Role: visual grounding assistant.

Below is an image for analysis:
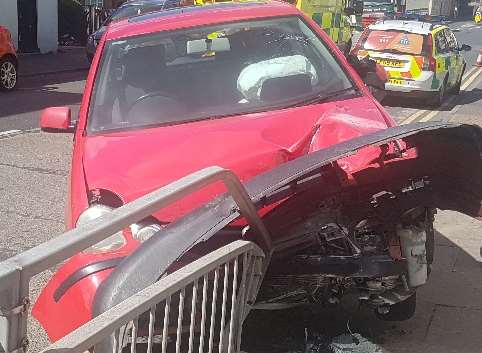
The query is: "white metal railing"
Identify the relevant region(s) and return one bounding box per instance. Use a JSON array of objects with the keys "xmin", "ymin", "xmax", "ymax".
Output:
[
  {"xmin": 0, "ymin": 166, "xmax": 270, "ymax": 353},
  {"xmin": 42, "ymin": 240, "xmax": 264, "ymax": 353}
]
